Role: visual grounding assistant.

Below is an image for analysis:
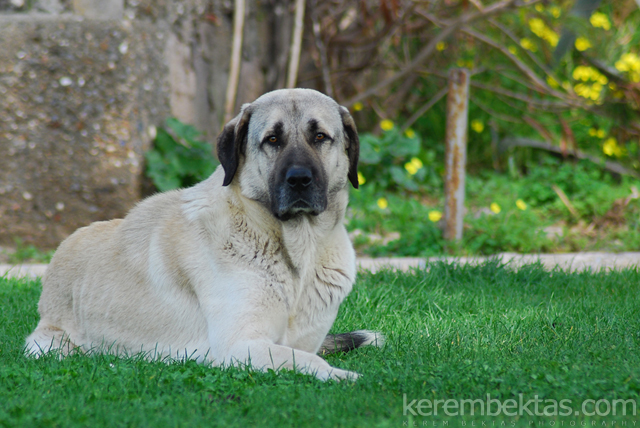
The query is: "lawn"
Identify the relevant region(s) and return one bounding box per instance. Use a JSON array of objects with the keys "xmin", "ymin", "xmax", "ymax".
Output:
[{"xmin": 2, "ymin": 261, "xmax": 640, "ymax": 427}]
